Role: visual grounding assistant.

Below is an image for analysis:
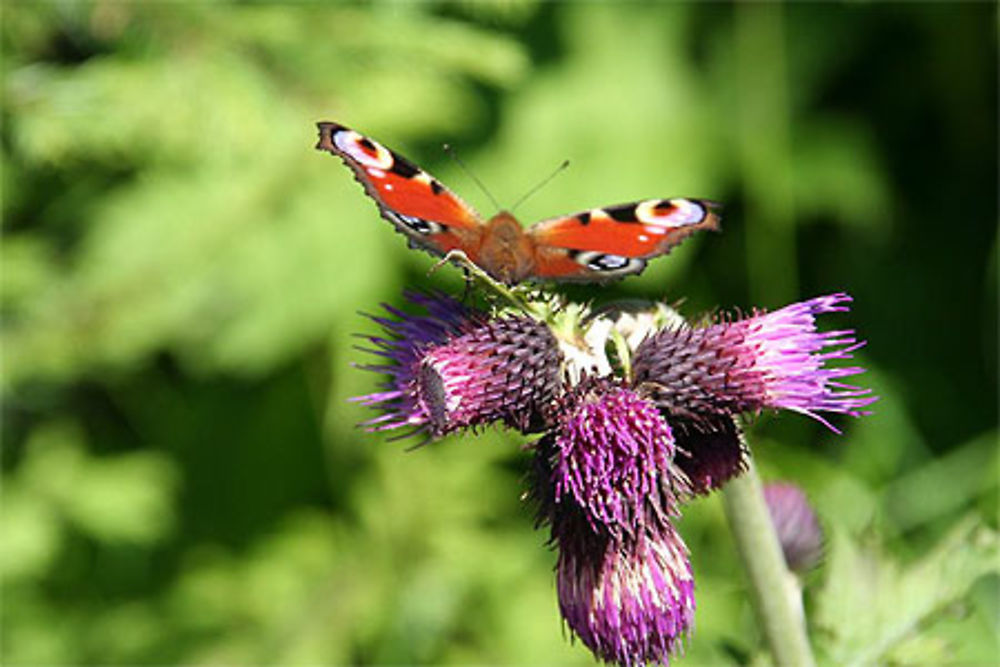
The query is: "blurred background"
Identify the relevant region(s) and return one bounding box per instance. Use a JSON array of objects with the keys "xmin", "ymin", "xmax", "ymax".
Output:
[{"xmin": 2, "ymin": 2, "xmax": 997, "ymax": 664}]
